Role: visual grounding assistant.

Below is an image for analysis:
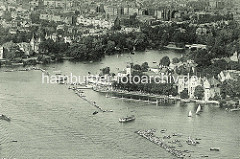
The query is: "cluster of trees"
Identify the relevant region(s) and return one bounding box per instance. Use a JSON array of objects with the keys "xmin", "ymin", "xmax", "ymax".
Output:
[
  {"xmin": 1, "ymin": 11, "xmax": 13, "ymax": 22},
  {"xmin": 66, "ymin": 37, "xmax": 104, "ymax": 61},
  {"xmin": 1, "ymin": 19, "xmax": 148, "ymax": 62},
  {"xmin": 64, "ymin": 31, "xmax": 148, "ymax": 61},
  {"xmin": 180, "ymin": 89, "xmax": 189, "ymax": 99},
  {"xmin": 196, "ymin": 59, "xmax": 240, "ymax": 78},
  {"xmin": 132, "ymin": 62, "xmax": 149, "ymax": 72},
  {"xmin": 194, "ymin": 85, "xmax": 205, "ymax": 100},
  {"xmin": 113, "ymin": 80, "xmax": 178, "ymax": 96},
  {"xmin": 141, "ymin": 22, "xmax": 197, "ymax": 49},
  {"xmin": 1, "ymin": 41, "xmax": 24, "ymax": 60},
  {"xmin": 220, "ymin": 78, "xmax": 240, "ymax": 99},
  {"xmin": 141, "ymin": 19, "xmax": 240, "ymax": 58},
  {"xmin": 101, "ymin": 67, "xmax": 110, "ymax": 75},
  {"xmin": 0, "ymin": 27, "xmax": 32, "ymax": 45},
  {"xmin": 202, "ymin": 28, "xmax": 240, "ymax": 58},
  {"xmin": 173, "ymin": 41, "xmax": 240, "ymax": 78},
  {"xmin": 196, "ymin": 13, "xmax": 233, "ymax": 24},
  {"xmin": 160, "ymin": 56, "xmax": 171, "ymax": 66},
  {"xmin": 112, "ymin": 62, "xmax": 177, "ymax": 96},
  {"xmin": 120, "ymin": 13, "xmax": 141, "ymax": 27},
  {"xmin": 39, "ymin": 39, "xmax": 69, "ymax": 56},
  {"xmin": 30, "ymin": 11, "xmax": 40, "ymax": 24}
]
